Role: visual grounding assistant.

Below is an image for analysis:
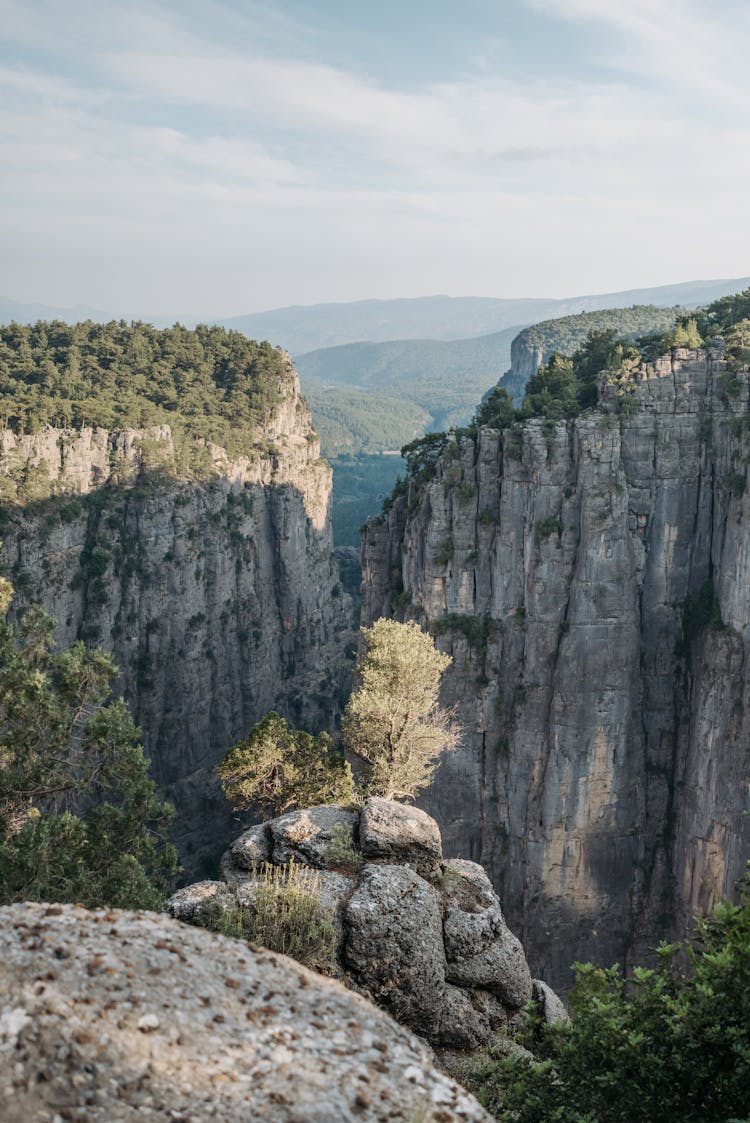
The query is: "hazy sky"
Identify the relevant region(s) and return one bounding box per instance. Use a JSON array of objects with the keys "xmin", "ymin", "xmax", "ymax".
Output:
[{"xmin": 2, "ymin": 0, "xmax": 749, "ymax": 317}]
